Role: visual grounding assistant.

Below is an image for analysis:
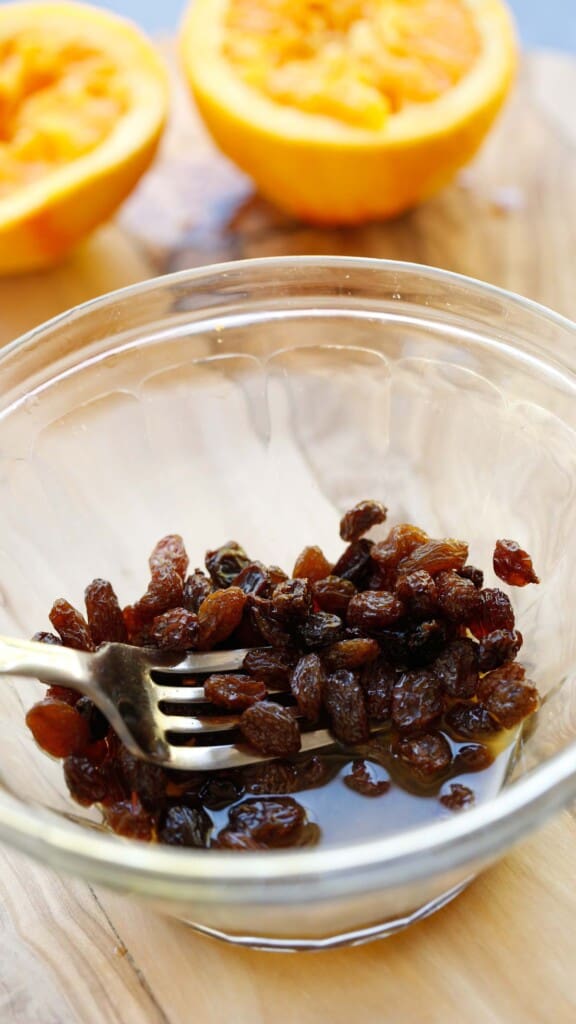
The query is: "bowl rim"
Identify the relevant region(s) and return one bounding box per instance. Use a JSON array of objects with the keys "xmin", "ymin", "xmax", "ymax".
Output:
[{"xmin": 1, "ymin": 254, "xmax": 576, "ymax": 893}]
